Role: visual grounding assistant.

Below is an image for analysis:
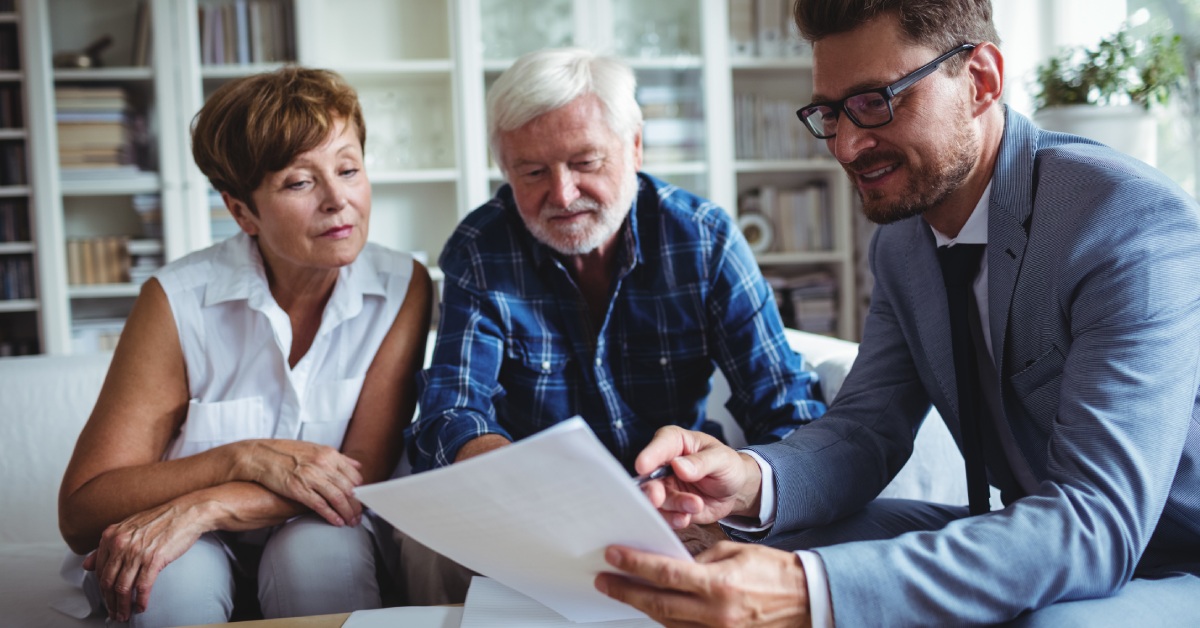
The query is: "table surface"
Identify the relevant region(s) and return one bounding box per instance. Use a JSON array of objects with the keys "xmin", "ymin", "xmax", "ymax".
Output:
[{"xmin": 187, "ymin": 612, "xmax": 349, "ymax": 627}]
